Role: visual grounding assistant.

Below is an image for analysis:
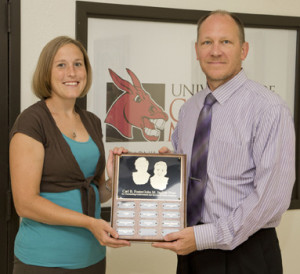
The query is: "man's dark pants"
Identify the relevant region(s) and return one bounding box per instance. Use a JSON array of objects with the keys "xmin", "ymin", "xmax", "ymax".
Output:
[{"xmin": 177, "ymin": 228, "xmax": 282, "ymax": 274}]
